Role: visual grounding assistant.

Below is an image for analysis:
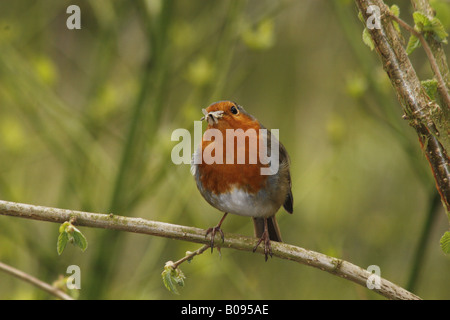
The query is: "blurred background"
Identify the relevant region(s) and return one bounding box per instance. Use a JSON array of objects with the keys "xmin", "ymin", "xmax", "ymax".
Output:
[{"xmin": 0, "ymin": 0, "xmax": 449, "ymax": 299}]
